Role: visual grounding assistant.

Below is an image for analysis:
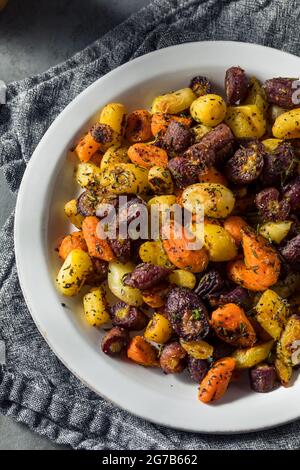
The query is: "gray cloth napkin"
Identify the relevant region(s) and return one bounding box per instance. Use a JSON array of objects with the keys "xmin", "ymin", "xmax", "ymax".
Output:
[{"xmin": 1, "ymin": 0, "xmax": 300, "ymax": 450}]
